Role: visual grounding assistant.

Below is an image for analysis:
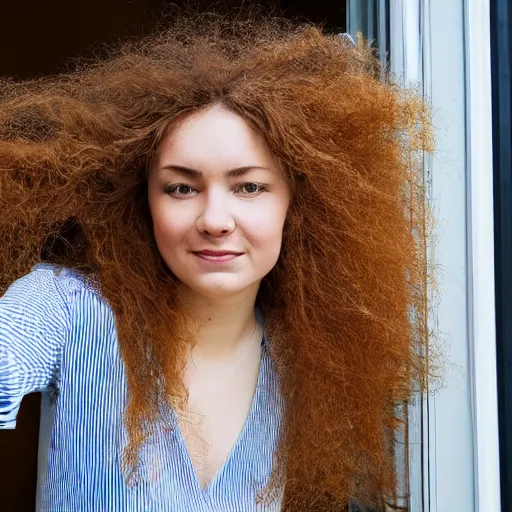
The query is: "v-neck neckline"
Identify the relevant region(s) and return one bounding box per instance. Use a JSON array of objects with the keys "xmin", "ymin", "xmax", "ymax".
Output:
[{"xmin": 173, "ymin": 336, "xmax": 267, "ymax": 499}]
